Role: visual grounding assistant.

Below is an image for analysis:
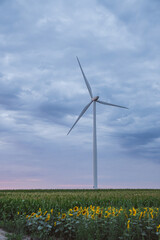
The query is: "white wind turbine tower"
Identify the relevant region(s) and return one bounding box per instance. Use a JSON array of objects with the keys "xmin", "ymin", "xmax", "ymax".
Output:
[{"xmin": 67, "ymin": 57, "xmax": 128, "ymax": 189}]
